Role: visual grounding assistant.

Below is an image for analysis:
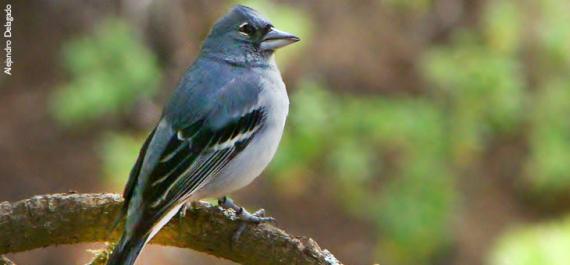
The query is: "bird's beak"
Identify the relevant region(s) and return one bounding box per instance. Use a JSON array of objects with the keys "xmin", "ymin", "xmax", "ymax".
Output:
[{"xmin": 260, "ymin": 28, "xmax": 300, "ymax": 51}]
